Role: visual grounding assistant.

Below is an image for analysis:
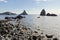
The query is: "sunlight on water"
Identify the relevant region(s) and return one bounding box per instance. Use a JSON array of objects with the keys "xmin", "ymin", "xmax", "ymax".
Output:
[
  {"xmin": 0, "ymin": 14, "xmax": 60, "ymax": 39},
  {"xmin": 20, "ymin": 14, "xmax": 60, "ymax": 39}
]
